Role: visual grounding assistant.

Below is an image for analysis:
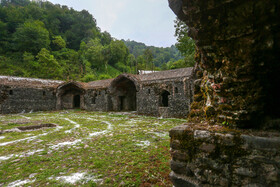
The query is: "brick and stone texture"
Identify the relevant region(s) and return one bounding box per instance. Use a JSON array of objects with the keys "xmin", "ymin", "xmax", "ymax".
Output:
[
  {"xmin": 0, "ymin": 86, "xmax": 57, "ymax": 114},
  {"xmin": 137, "ymin": 78, "xmax": 193, "ymax": 118},
  {"xmin": 169, "ymin": 124, "xmax": 280, "ymax": 186}
]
